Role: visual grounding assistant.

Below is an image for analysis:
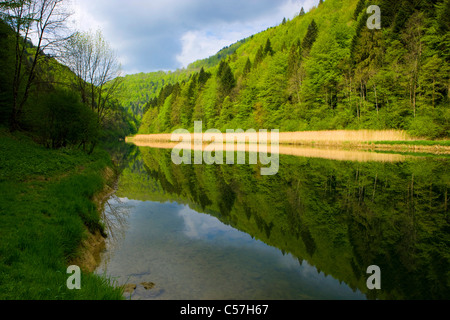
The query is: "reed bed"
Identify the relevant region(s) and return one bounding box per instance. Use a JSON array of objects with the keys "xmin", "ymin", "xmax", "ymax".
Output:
[
  {"xmin": 128, "ymin": 130, "xmax": 410, "ymax": 146},
  {"xmin": 129, "ymin": 141, "xmax": 409, "ymax": 163}
]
